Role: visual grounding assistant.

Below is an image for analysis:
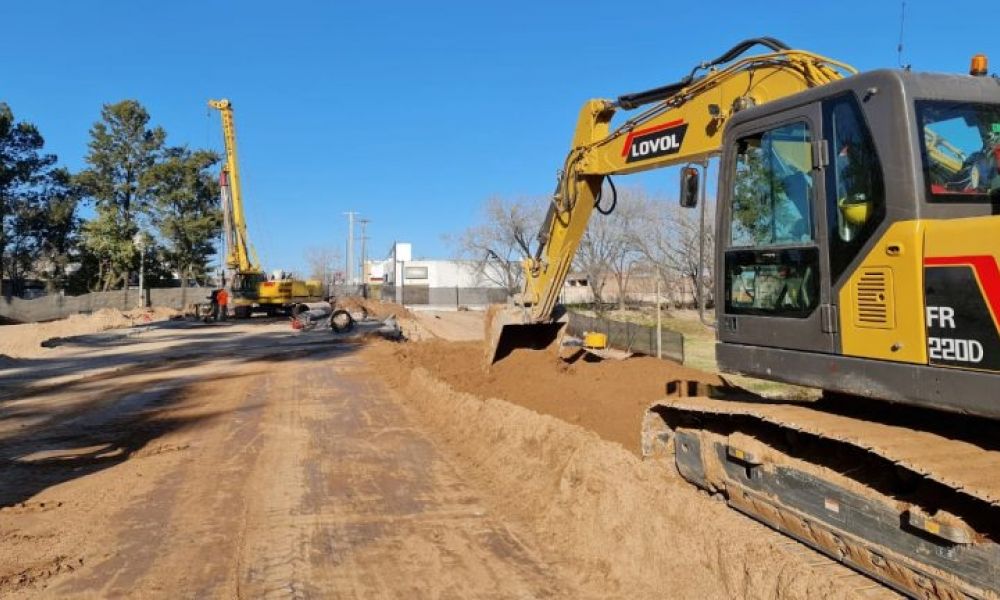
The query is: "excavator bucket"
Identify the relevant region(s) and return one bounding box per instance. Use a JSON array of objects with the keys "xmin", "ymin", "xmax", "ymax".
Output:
[{"xmin": 483, "ymin": 304, "xmax": 569, "ymax": 368}]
